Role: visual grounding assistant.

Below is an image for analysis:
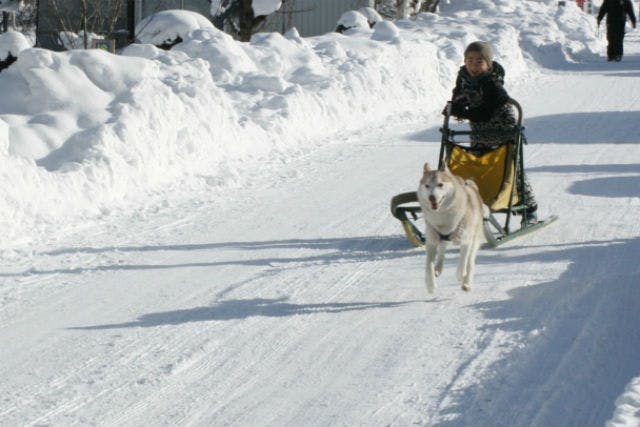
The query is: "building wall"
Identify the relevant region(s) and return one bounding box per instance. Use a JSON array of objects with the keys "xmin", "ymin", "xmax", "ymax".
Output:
[
  {"xmin": 263, "ymin": 0, "xmax": 374, "ymax": 37},
  {"xmin": 36, "ymin": 0, "xmax": 375, "ymax": 50}
]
